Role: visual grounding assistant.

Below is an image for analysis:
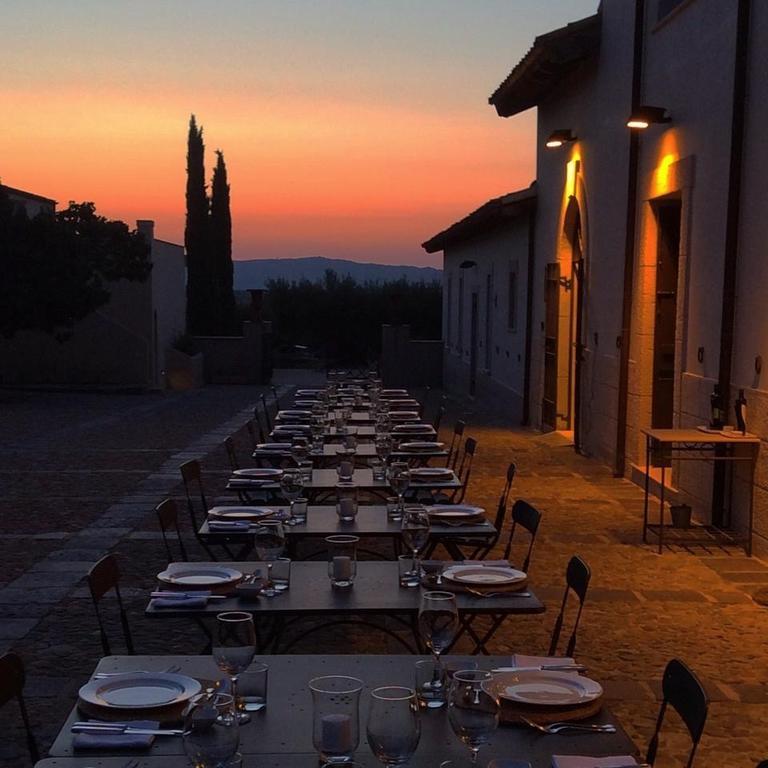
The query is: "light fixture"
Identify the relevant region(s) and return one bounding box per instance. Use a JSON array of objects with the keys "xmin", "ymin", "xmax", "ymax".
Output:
[
  {"xmin": 459, "ymin": 260, "xmax": 477, "ymax": 269},
  {"xmin": 626, "ymin": 105, "xmax": 671, "ymax": 130},
  {"xmin": 545, "ymin": 129, "xmax": 577, "ymax": 148}
]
